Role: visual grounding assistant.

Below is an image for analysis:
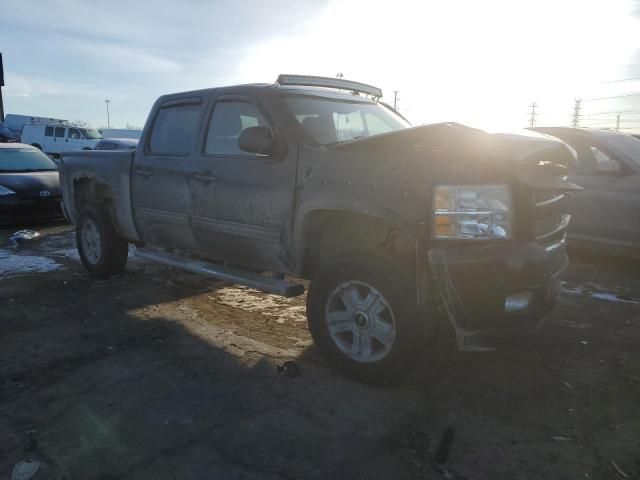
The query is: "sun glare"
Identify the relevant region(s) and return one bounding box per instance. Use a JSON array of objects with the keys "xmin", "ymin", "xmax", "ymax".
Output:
[{"xmin": 238, "ymin": 0, "xmax": 639, "ymax": 130}]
